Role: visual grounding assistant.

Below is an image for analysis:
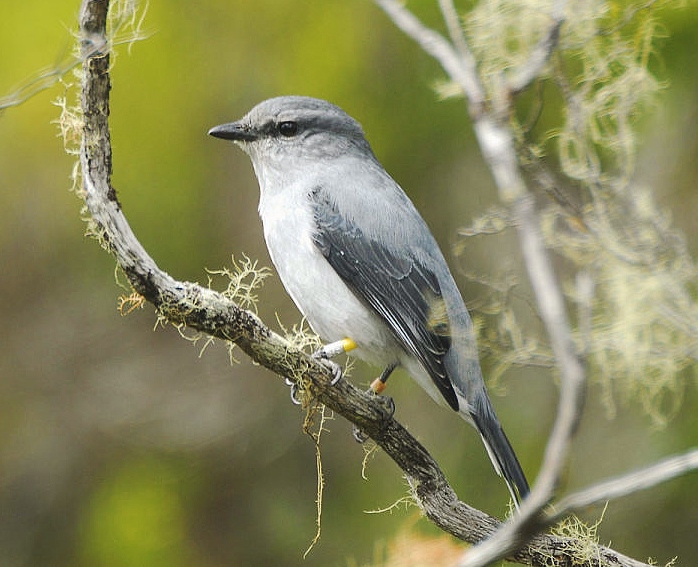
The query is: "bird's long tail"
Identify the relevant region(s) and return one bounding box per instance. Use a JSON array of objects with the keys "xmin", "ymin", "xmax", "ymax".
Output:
[{"xmin": 469, "ymin": 392, "xmax": 530, "ymax": 505}]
